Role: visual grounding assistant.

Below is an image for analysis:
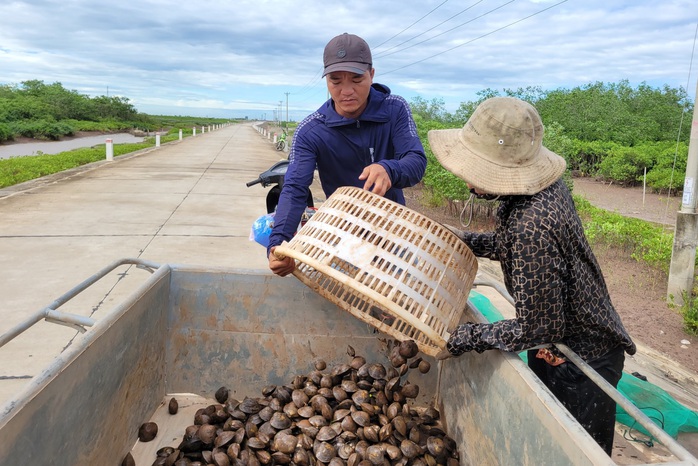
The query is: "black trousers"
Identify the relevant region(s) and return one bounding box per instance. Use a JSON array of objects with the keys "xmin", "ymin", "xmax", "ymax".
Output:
[{"xmin": 528, "ymin": 346, "xmax": 625, "ymax": 456}]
